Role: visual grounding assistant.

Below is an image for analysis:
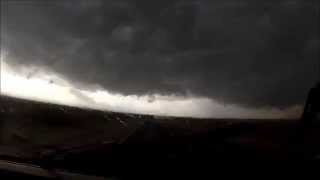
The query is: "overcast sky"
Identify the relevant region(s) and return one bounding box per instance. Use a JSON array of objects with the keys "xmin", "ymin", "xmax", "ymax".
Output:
[{"xmin": 1, "ymin": 0, "xmax": 319, "ymax": 119}]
